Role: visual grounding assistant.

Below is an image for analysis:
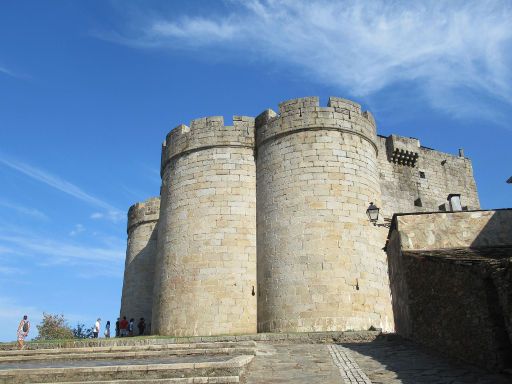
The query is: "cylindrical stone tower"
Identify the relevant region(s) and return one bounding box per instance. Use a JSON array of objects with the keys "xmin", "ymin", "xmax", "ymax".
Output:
[
  {"xmin": 256, "ymin": 97, "xmax": 394, "ymax": 333},
  {"xmin": 119, "ymin": 197, "xmax": 160, "ymax": 328},
  {"xmin": 152, "ymin": 116, "xmax": 257, "ymax": 336}
]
